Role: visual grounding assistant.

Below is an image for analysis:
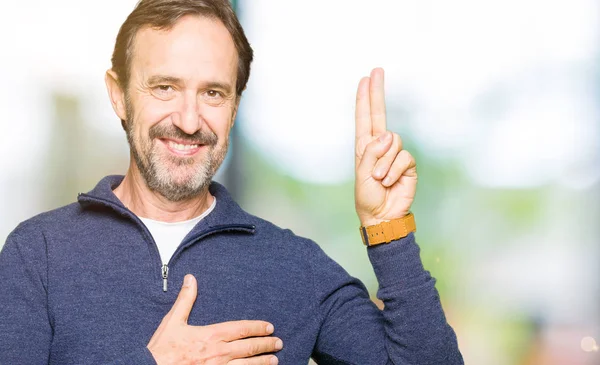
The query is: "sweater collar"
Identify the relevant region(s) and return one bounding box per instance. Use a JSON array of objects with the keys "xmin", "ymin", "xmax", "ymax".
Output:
[{"xmin": 78, "ymin": 175, "xmax": 256, "ymax": 230}]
